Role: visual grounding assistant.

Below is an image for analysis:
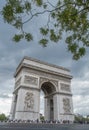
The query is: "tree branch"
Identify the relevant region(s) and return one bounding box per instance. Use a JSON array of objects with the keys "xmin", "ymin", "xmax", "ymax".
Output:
[
  {"xmin": 71, "ymin": 6, "xmax": 89, "ymax": 16},
  {"xmin": 22, "ymin": 2, "xmax": 77, "ymax": 25},
  {"xmin": 23, "ymin": 9, "xmax": 52, "ymax": 24}
]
